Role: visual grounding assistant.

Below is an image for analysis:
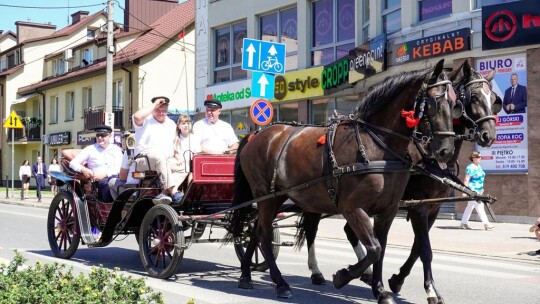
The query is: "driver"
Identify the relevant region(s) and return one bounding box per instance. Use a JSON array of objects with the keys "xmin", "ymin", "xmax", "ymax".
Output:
[{"xmin": 192, "ymin": 99, "xmax": 239, "ymax": 154}]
